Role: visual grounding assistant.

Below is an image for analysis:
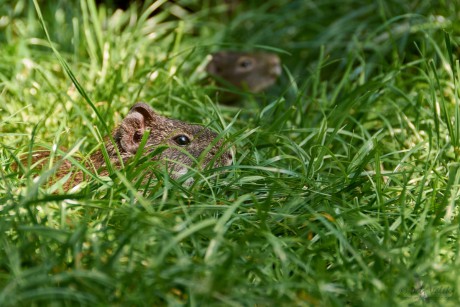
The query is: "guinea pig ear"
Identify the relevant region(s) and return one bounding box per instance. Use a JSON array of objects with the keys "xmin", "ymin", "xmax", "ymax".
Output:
[
  {"xmin": 115, "ymin": 103, "xmax": 156, "ymax": 154},
  {"xmin": 129, "ymin": 102, "xmax": 156, "ymax": 124}
]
